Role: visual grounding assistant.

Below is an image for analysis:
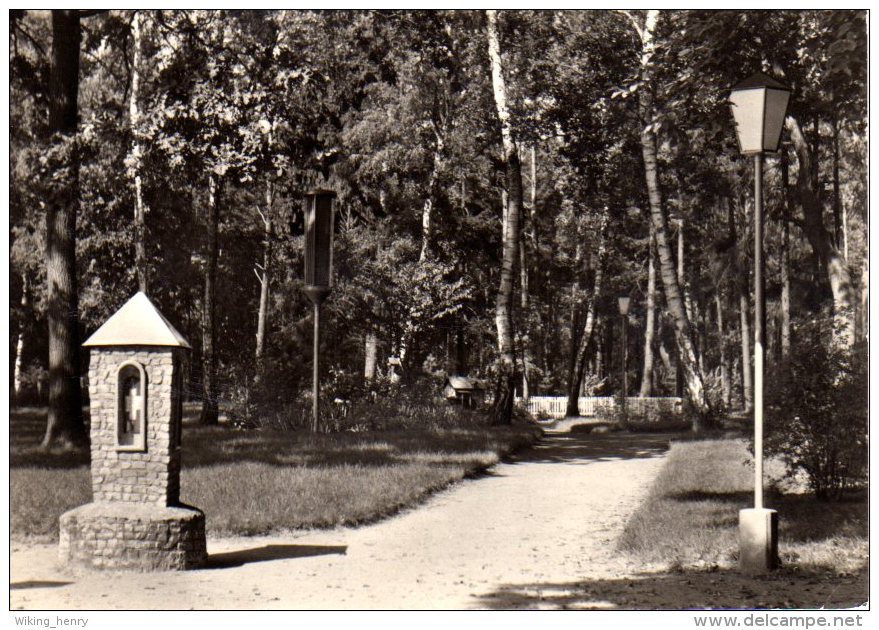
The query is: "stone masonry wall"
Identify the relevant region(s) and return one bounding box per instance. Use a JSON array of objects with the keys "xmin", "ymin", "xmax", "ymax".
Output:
[
  {"xmin": 59, "ymin": 503, "xmax": 206, "ymax": 571},
  {"xmin": 88, "ymin": 348, "xmax": 182, "ymax": 506}
]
